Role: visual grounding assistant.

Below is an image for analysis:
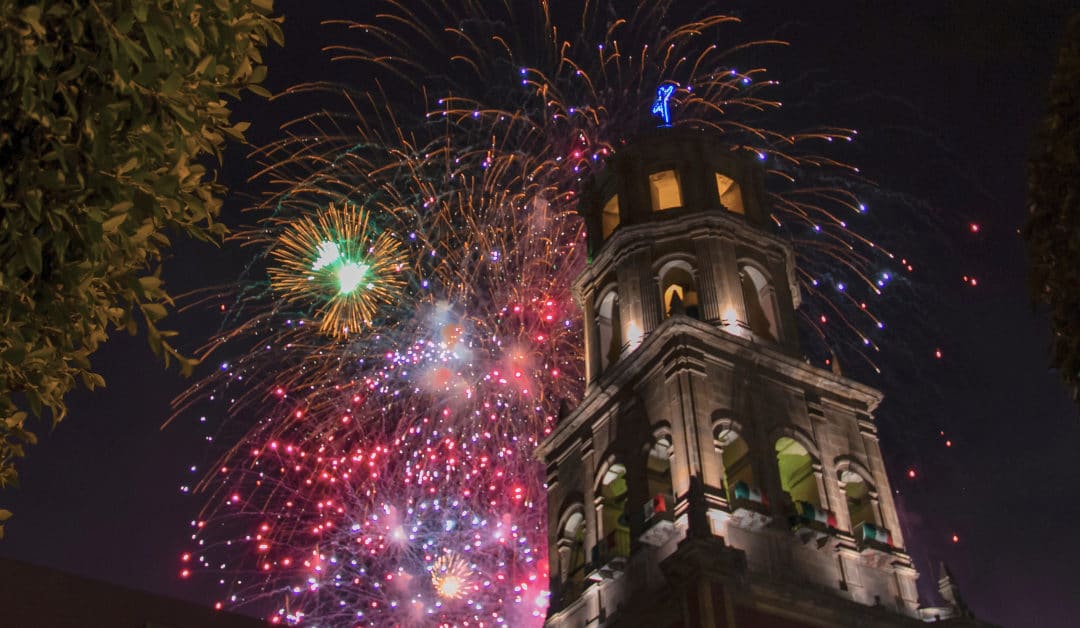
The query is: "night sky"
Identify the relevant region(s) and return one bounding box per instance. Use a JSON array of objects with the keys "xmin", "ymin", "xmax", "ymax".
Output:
[{"xmin": 2, "ymin": 2, "xmax": 1078, "ymax": 627}]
